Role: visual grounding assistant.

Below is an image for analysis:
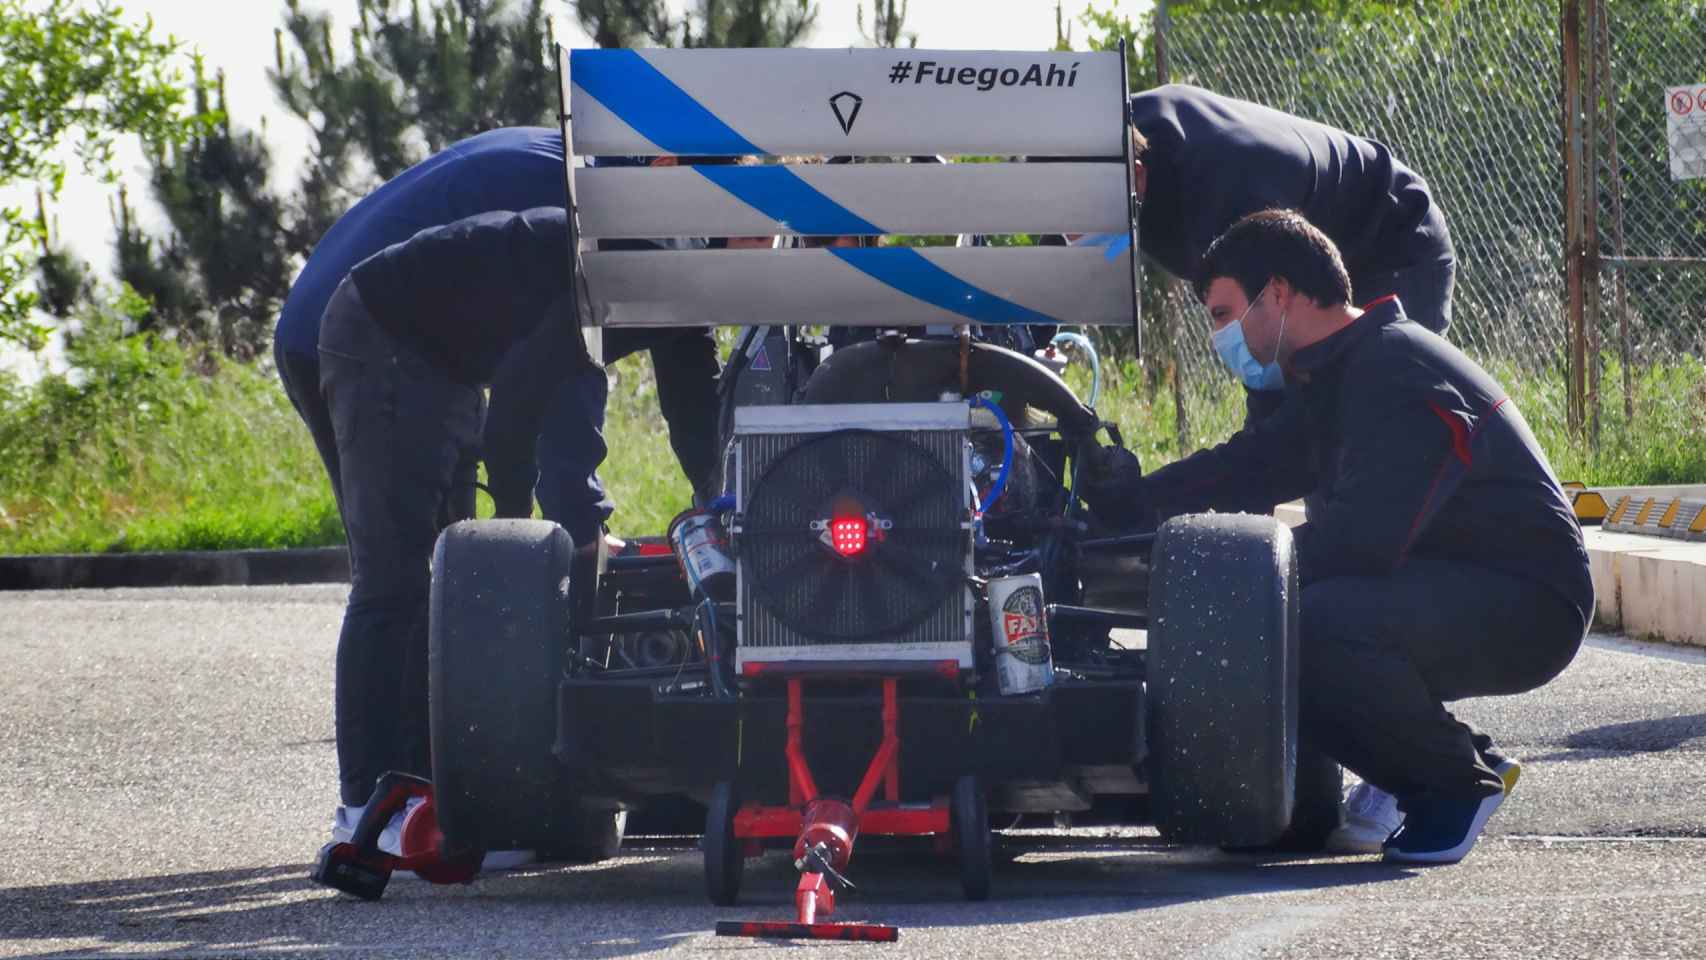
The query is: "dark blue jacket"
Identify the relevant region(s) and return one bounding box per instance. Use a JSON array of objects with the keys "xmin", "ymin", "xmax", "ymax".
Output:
[
  {"xmin": 1132, "ymin": 85, "xmax": 1452, "ymax": 289},
  {"xmin": 1140, "ymin": 299, "xmax": 1593, "ymax": 629},
  {"xmin": 276, "ymin": 126, "xmax": 566, "ymax": 359},
  {"xmin": 346, "ymin": 207, "xmax": 721, "ymax": 523}
]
